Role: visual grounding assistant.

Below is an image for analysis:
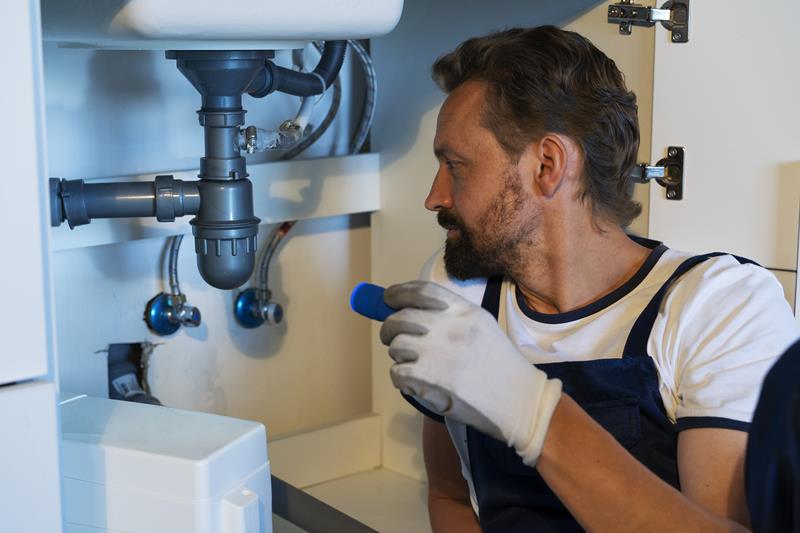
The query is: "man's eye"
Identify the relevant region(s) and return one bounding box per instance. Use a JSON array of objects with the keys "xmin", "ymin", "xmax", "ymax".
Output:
[{"xmin": 446, "ymin": 160, "xmax": 459, "ymax": 171}]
